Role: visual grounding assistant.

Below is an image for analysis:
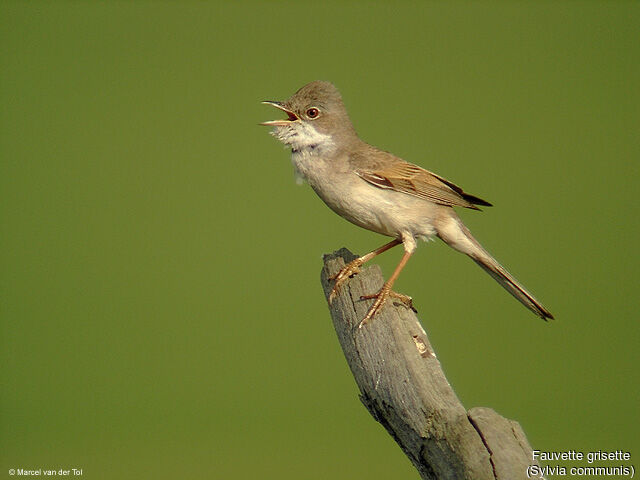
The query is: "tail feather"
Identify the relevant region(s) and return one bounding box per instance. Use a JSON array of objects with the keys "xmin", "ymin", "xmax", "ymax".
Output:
[
  {"xmin": 436, "ymin": 214, "xmax": 554, "ymax": 320},
  {"xmin": 471, "ymin": 255, "xmax": 554, "ymax": 320}
]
